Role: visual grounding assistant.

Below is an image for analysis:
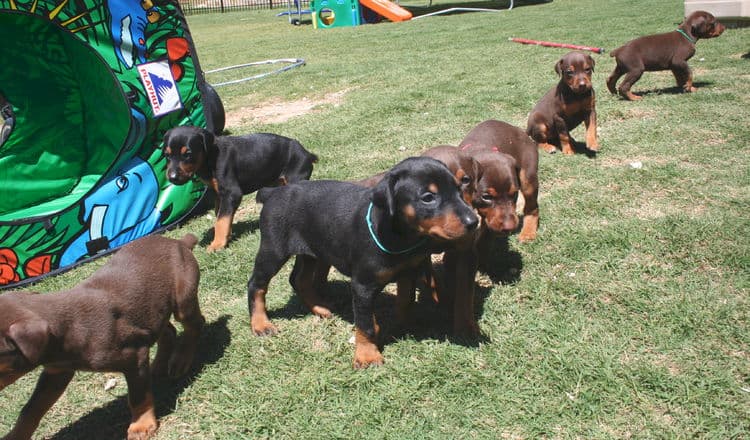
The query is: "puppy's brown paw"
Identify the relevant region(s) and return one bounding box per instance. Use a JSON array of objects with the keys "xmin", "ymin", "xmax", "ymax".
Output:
[
  {"xmin": 206, "ymin": 241, "xmax": 226, "ymax": 253},
  {"xmin": 127, "ymin": 418, "xmax": 157, "ymax": 440},
  {"xmin": 539, "ymin": 143, "xmax": 557, "ymax": 154},
  {"xmin": 251, "ymin": 319, "xmax": 279, "ymax": 336},
  {"xmin": 310, "ymin": 305, "xmax": 333, "ymax": 319},
  {"xmin": 352, "ymin": 351, "xmax": 384, "ymax": 369}
]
